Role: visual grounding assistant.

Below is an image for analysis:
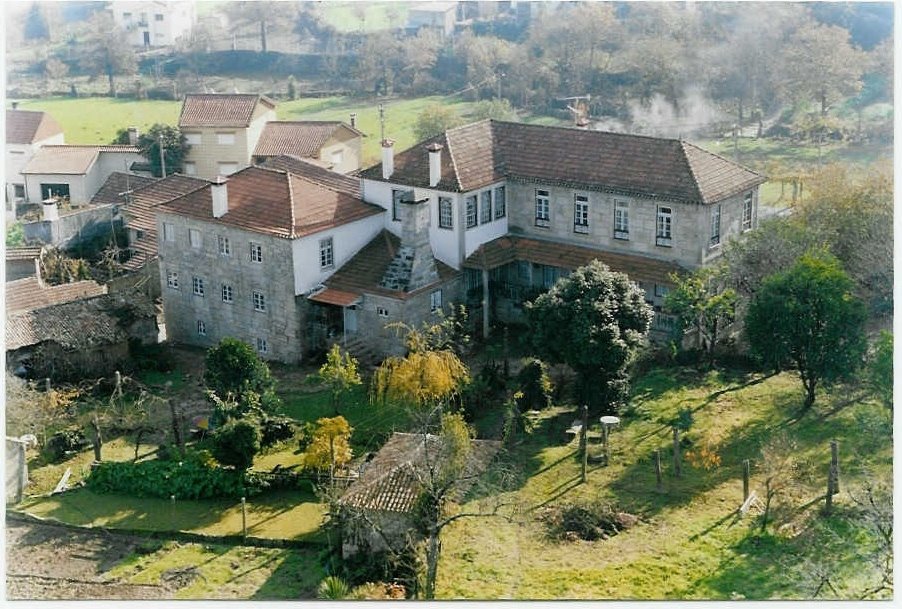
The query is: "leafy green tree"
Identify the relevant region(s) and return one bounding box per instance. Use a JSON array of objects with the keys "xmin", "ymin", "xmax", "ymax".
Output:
[
  {"xmin": 664, "ymin": 264, "xmax": 738, "ymax": 365},
  {"xmin": 226, "ymin": 0, "xmax": 299, "ymax": 53},
  {"xmin": 515, "ymin": 358, "xmax": 553, "ymax": 410},
  {"xmin": 316, "ymin": 344, "xmax": 362, "ymax": 414},
  {"xmin": 525, "ymin": 261, "xmax": 653, "ymax": 413},
  {"xmin": 469, "ymin": 98, "xmax": 519, "ymax": 122},
  {"xmin": 413, "ymin": 104, "xmax": 463, "ymax": 142},
  {"xmin": 746, "ymin": 251, "xmax": 867, "ymax": 410},
  {"xmin": 867, "ymin": 331, "xmax": 892, "ymax": 409},
  {"xmin": 80, "ymin": 12, "xmax": 137, "ymax": 96},
  {"xmin": 204, "ymin": 338, "xmax": 275, "ymax": 399},
  {"xmin": 211, "ymin": 418, "xmax": 262, "ymax": 470},
  {"xmin": 113, "ymin": 124, "xmax": 190, "ymax": 177},
  {"xmin": 44, "ymin": 57, "xmax": 69, "ymax": 93},
  {"xmin": 6, "ymin": 222, "xmax": 24, "ymax": 247}
]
